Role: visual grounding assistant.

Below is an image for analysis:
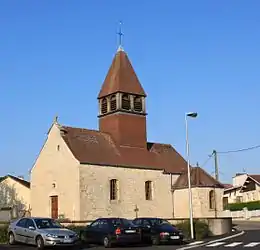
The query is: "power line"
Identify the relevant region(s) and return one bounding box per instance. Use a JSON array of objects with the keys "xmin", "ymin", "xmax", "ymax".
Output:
[
  {"xmin": 201, "ymin": 152, "xmax": 214, "ymax": 168},
  {"xmin": 217, "ymin": 144, "xmax": 260, "ymax": 154}
]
